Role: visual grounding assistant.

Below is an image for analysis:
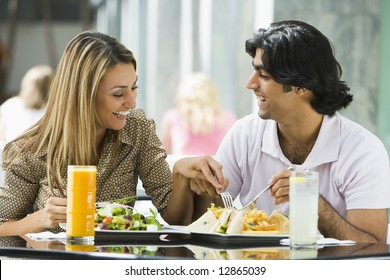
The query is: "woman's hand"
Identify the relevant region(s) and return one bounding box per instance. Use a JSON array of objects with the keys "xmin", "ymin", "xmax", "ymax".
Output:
[
  {"xmin": 173, "ymin": 155, "xmax": 228, "ymax": 195},
  {"xmin": 39, "ymin": 197, "xmax": 67, "ymax": 229},
  {"xmin": 165, "ymin": 156, "xmax": 228, "ymax": 225},
  {"xmin": 189, "ymin": 178, "xmax": 220, "ymax": 197}
]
